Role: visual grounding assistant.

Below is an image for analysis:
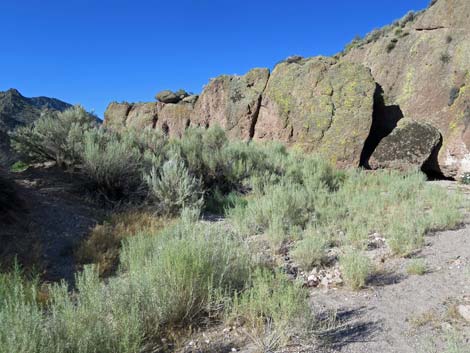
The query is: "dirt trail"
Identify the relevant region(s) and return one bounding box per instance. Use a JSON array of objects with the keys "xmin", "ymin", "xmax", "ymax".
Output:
[
  {"xmin": 1, "ymin": 166, "xmax": 104, "ymax": 283},
  {"xmin": 312, "ymin": 181, "xmax": 470, "ymax": 353}
]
